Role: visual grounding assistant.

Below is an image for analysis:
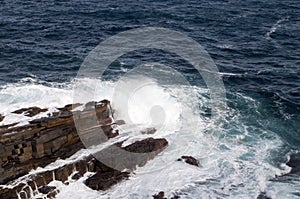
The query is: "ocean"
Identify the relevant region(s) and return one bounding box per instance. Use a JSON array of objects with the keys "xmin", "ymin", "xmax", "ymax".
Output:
[{"xmin": 0, "ymin": 0, "xmax": 299, "ymax": 198}]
